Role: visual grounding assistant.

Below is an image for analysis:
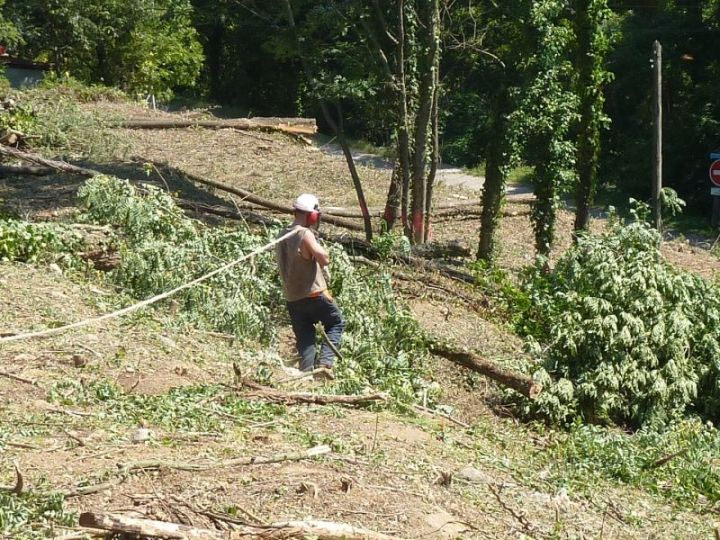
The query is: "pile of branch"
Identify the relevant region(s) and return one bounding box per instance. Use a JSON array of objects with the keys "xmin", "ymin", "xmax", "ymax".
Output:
[
  {"xmin": 79, "ymin": 512, "xmax": 404, "ymax": 540},
  {"xmin": 428, "ymin": 339, "xmax": 542, "ymax": 399},
  {"xmin": 238, "ymin": 377, "xmax": 388, "ymax": 406},
  {"xmin": 118, "ymin": 116, "xmax": 317, "ymax": 137}
]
